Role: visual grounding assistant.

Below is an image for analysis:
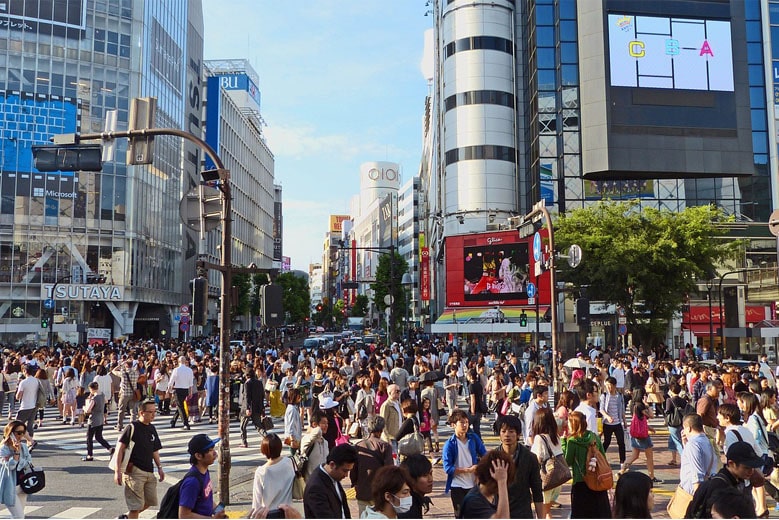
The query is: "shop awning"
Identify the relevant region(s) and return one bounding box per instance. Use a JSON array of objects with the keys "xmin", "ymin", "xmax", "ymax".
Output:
[{"xmin": 681, "ymin": 323, "xmax": 718, "ymax": 335}]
